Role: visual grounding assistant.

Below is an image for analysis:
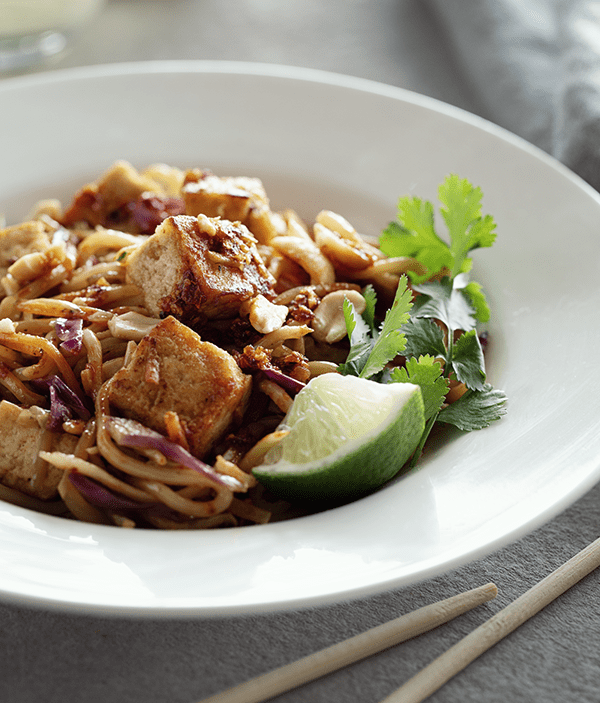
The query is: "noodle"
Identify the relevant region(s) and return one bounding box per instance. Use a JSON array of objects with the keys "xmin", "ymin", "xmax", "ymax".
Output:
[
  {"xmin": 0, "ymin": 327, "xmax": 84, "ymax": 396},
  {"xmin": 0, "ymin": 363, "xmax": 46, "ymax": 405},
  {"xmin": 0, "ymin": 482, "xmax": 67, "ymax": 515},
  {"xmin": 57, "ymin": 472, "xmax": 111, "ymax": 525},
  {"xmin": 81, "ymin": 328, "xmax": 103, "ymax": 399},
  {"xmin": 256, "ymin": 324, "xmax": 313, "ymax": 350},
  {"xmin": 257, "ymin": 378, "xmax": 294, "ymax": 414},
  {"xmin": 40, "ymin": 451, "xmax": 155, "ymax": 503}
]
